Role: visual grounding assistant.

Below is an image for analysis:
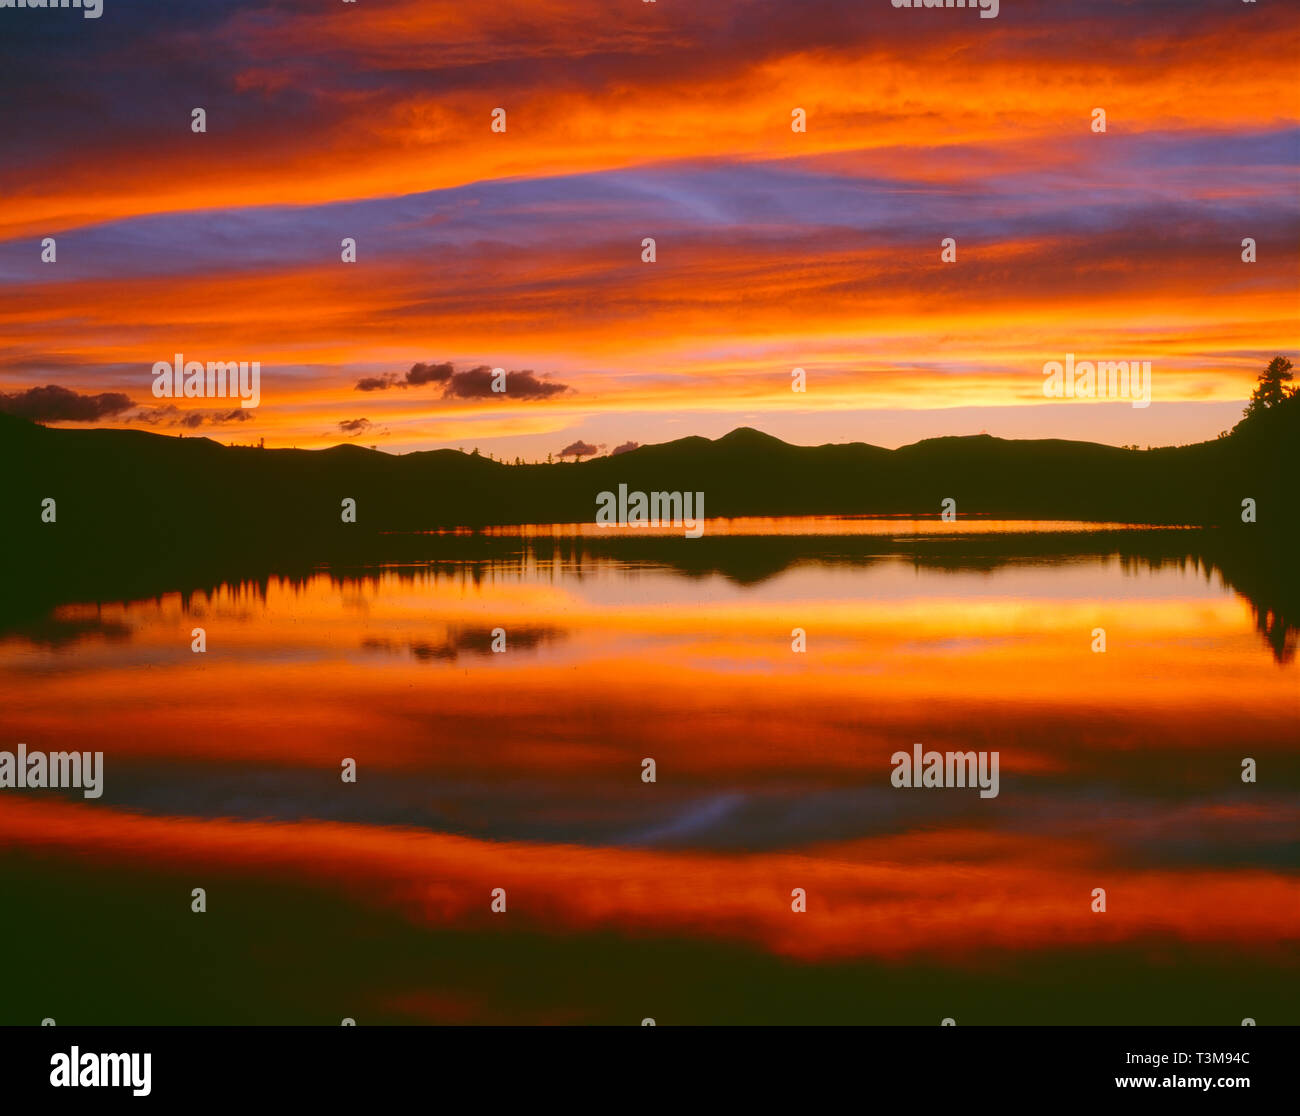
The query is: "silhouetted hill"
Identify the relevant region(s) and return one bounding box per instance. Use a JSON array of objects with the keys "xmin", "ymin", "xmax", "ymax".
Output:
[
  {"xmin": 1, "ymin": 409, "xmax": 1296, "ymax": 660},
  {"xmin": 1, "ymin": 412, "xmax": 1296, "ymax": 569}
]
